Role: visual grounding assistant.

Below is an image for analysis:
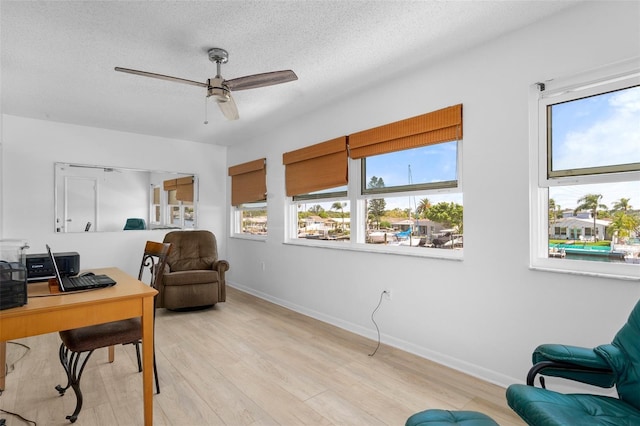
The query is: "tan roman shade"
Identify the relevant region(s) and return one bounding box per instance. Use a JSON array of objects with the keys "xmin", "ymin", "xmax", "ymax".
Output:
[
  {"xmin": 348, "ymin": 104, "xmax": 463, "ymax": 159},
  {"xmin": 176, "ymin": 176, "xmax": 194, "ymax": 202},
  {"xmin": 163, "ymin": 176, "xmax": 194, "ymax": 202},
  {"xmin": 282, "ymin": 136, "xmax": 348, "ymax": 197},
  {"xmin": 163, "ymin": 179, "xmax": 177, "ymax": 191},
  {"xmin": 228, "ymin": 158, "xmax": 266, "ymax": 206}
]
